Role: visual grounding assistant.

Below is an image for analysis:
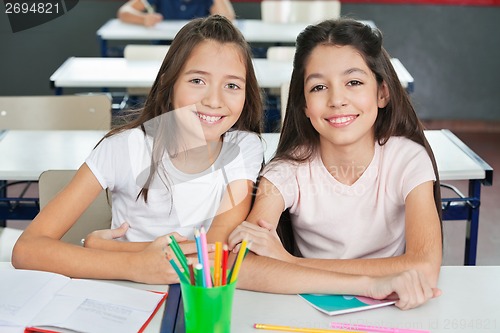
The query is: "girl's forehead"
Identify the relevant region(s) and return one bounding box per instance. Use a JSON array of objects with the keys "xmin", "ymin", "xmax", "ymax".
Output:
[{"xmin": 305, "ymin": 44, "xmax": 368, "ymax": 72}]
